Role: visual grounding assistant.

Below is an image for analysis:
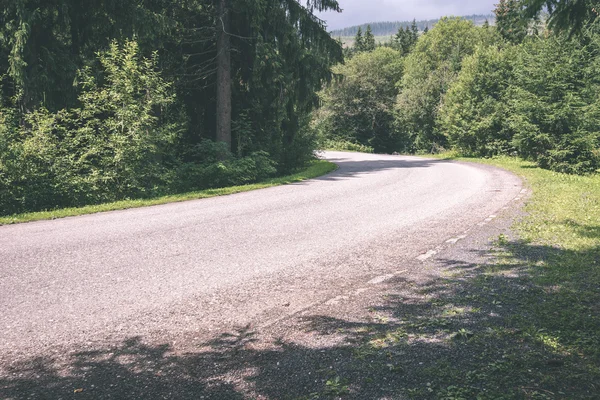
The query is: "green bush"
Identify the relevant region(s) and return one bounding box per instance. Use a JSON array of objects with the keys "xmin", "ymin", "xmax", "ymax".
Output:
[
  {"xmin": 440, "ymin": 45, "xmax": 516, "ymax": 157},
  {"xmin": 396, "ymin": 18, "xmax": 500, "ymax": 152},
  {"xmin": 315, "ymin": 47, "xmax": 404, "ymax": 153},
  {"xmin": 508, "ymin": 33, "xmax": 600, "ymax": 174},
  {"xmin": 321, "ymin": 139, "xmax": 374, "ymax": 153},
  {"xmin": 174, "ymin": 151, "xmax": 276, "ymax": 192},
  {"xmin": 0, "ymin": 40, "xmax": 183, "ymax": 215}
]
